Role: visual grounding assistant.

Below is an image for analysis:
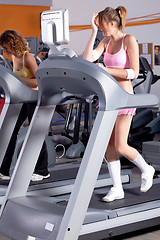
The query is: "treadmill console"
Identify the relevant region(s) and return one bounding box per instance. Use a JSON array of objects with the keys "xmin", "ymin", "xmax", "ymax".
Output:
[{"xmin": 41, "ymin": 9, "xmax": 69, "ymax": 46}]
